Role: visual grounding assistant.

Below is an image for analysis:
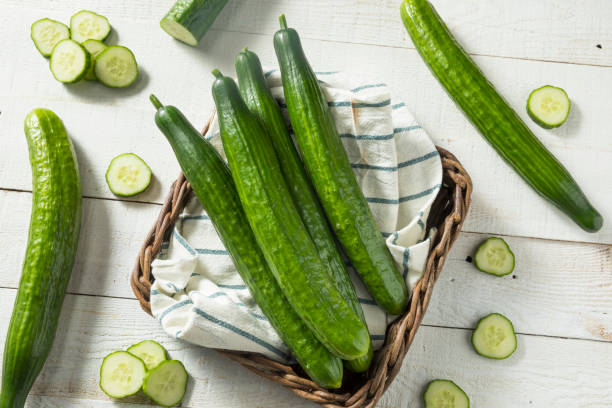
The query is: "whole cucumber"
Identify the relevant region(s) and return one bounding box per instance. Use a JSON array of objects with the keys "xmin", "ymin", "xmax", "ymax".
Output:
[{"xmin": 1, "ymin": 109, "xmax": 82, "ymax": 408}]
